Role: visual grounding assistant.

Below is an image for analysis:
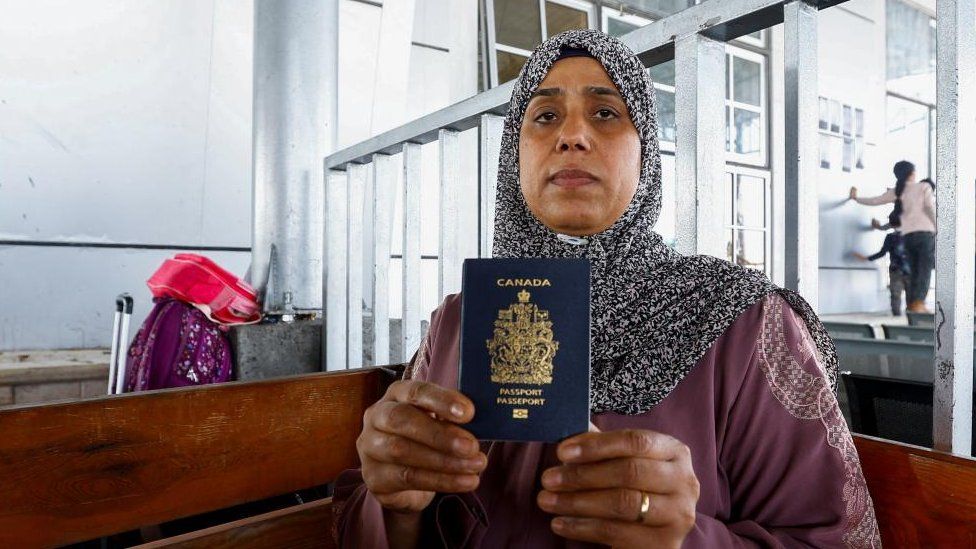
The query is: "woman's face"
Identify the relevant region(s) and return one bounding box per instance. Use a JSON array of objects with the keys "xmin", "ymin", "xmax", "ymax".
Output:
[{"xmin": 518, "ymin": 56, "xmax": 641, "ymax": 236}]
